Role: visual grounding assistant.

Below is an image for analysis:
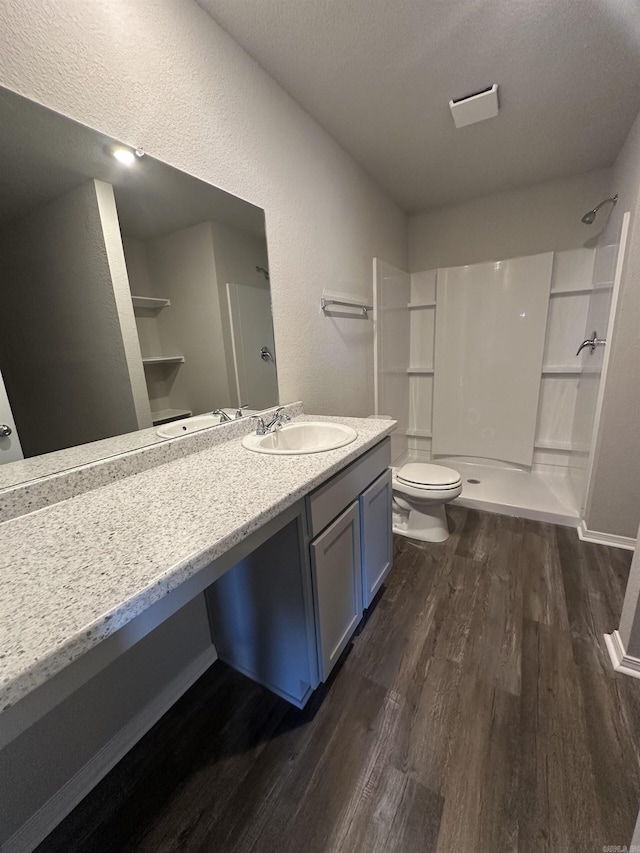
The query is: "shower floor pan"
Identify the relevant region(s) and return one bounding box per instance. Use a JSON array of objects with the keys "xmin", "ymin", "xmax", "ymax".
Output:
[{"xmin": 406, "ymin": 456, "xmax": 579, "ymax": 527}]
